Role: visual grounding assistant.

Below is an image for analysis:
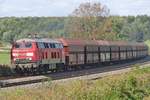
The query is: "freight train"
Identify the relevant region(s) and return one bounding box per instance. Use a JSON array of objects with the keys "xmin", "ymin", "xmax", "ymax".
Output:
[{"xmin": 11, "ymin": 38, "xmax": 148, "ymax": 74}]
